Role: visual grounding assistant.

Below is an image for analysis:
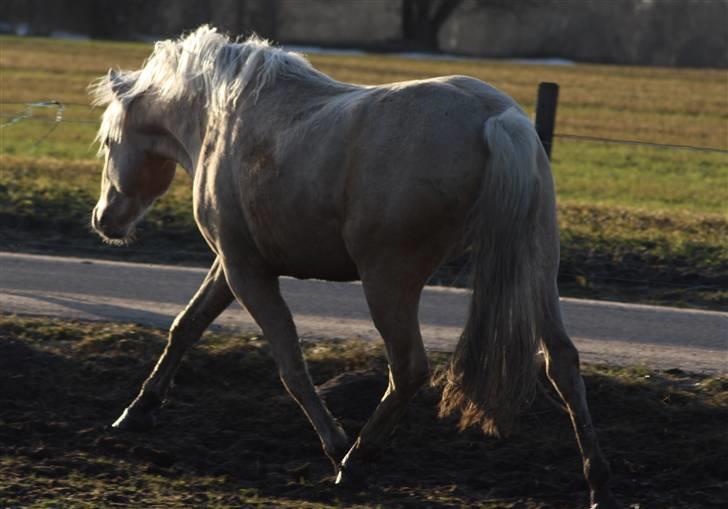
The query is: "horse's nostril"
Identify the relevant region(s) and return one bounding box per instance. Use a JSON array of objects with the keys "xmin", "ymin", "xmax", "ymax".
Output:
[{"xmin": 93, "ymin": 207, "xmax": 115, "ymax": 233}]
